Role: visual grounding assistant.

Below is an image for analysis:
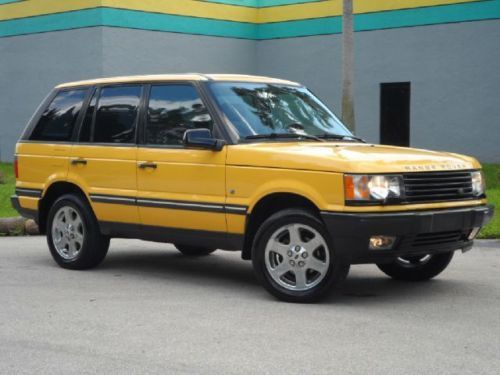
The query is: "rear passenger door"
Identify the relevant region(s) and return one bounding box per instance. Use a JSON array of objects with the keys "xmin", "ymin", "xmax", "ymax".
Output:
[
  {"xmin": 68, "ymin": 85, "xmax": 142, "ymax": 226},
  {"xmin": 136, "ymin": 83, "xmax": 227, "ymax": 234},
  {"xmin": 16, "ymin": 89, "xmax": 88, "ymax": 212}
]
